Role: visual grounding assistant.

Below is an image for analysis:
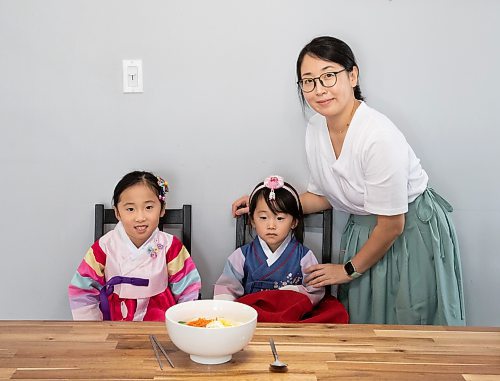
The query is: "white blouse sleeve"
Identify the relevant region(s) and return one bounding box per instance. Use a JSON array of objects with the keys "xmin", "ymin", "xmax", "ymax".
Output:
[{"xmin": 362, "ymin": 127, "xmax": 410, "ymax": 215}]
